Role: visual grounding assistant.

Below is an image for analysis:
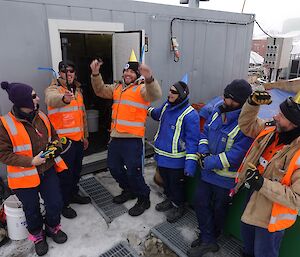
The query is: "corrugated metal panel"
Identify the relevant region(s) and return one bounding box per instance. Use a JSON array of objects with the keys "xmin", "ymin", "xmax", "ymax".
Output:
[{"xmin": 0, "ymin": 0, "xmax": 254, "ymax": 175}]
